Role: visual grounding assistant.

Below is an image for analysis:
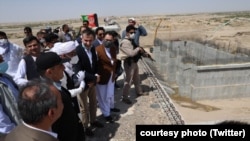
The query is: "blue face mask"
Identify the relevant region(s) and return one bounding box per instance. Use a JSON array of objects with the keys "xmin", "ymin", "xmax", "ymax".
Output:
[
  {"xmin": 0, "ymin": 62, "xmax": 8, "ymax": 73},
  {"xmin": 0, "ymin": 39, "xmax": 8, "ymax": 47}
]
